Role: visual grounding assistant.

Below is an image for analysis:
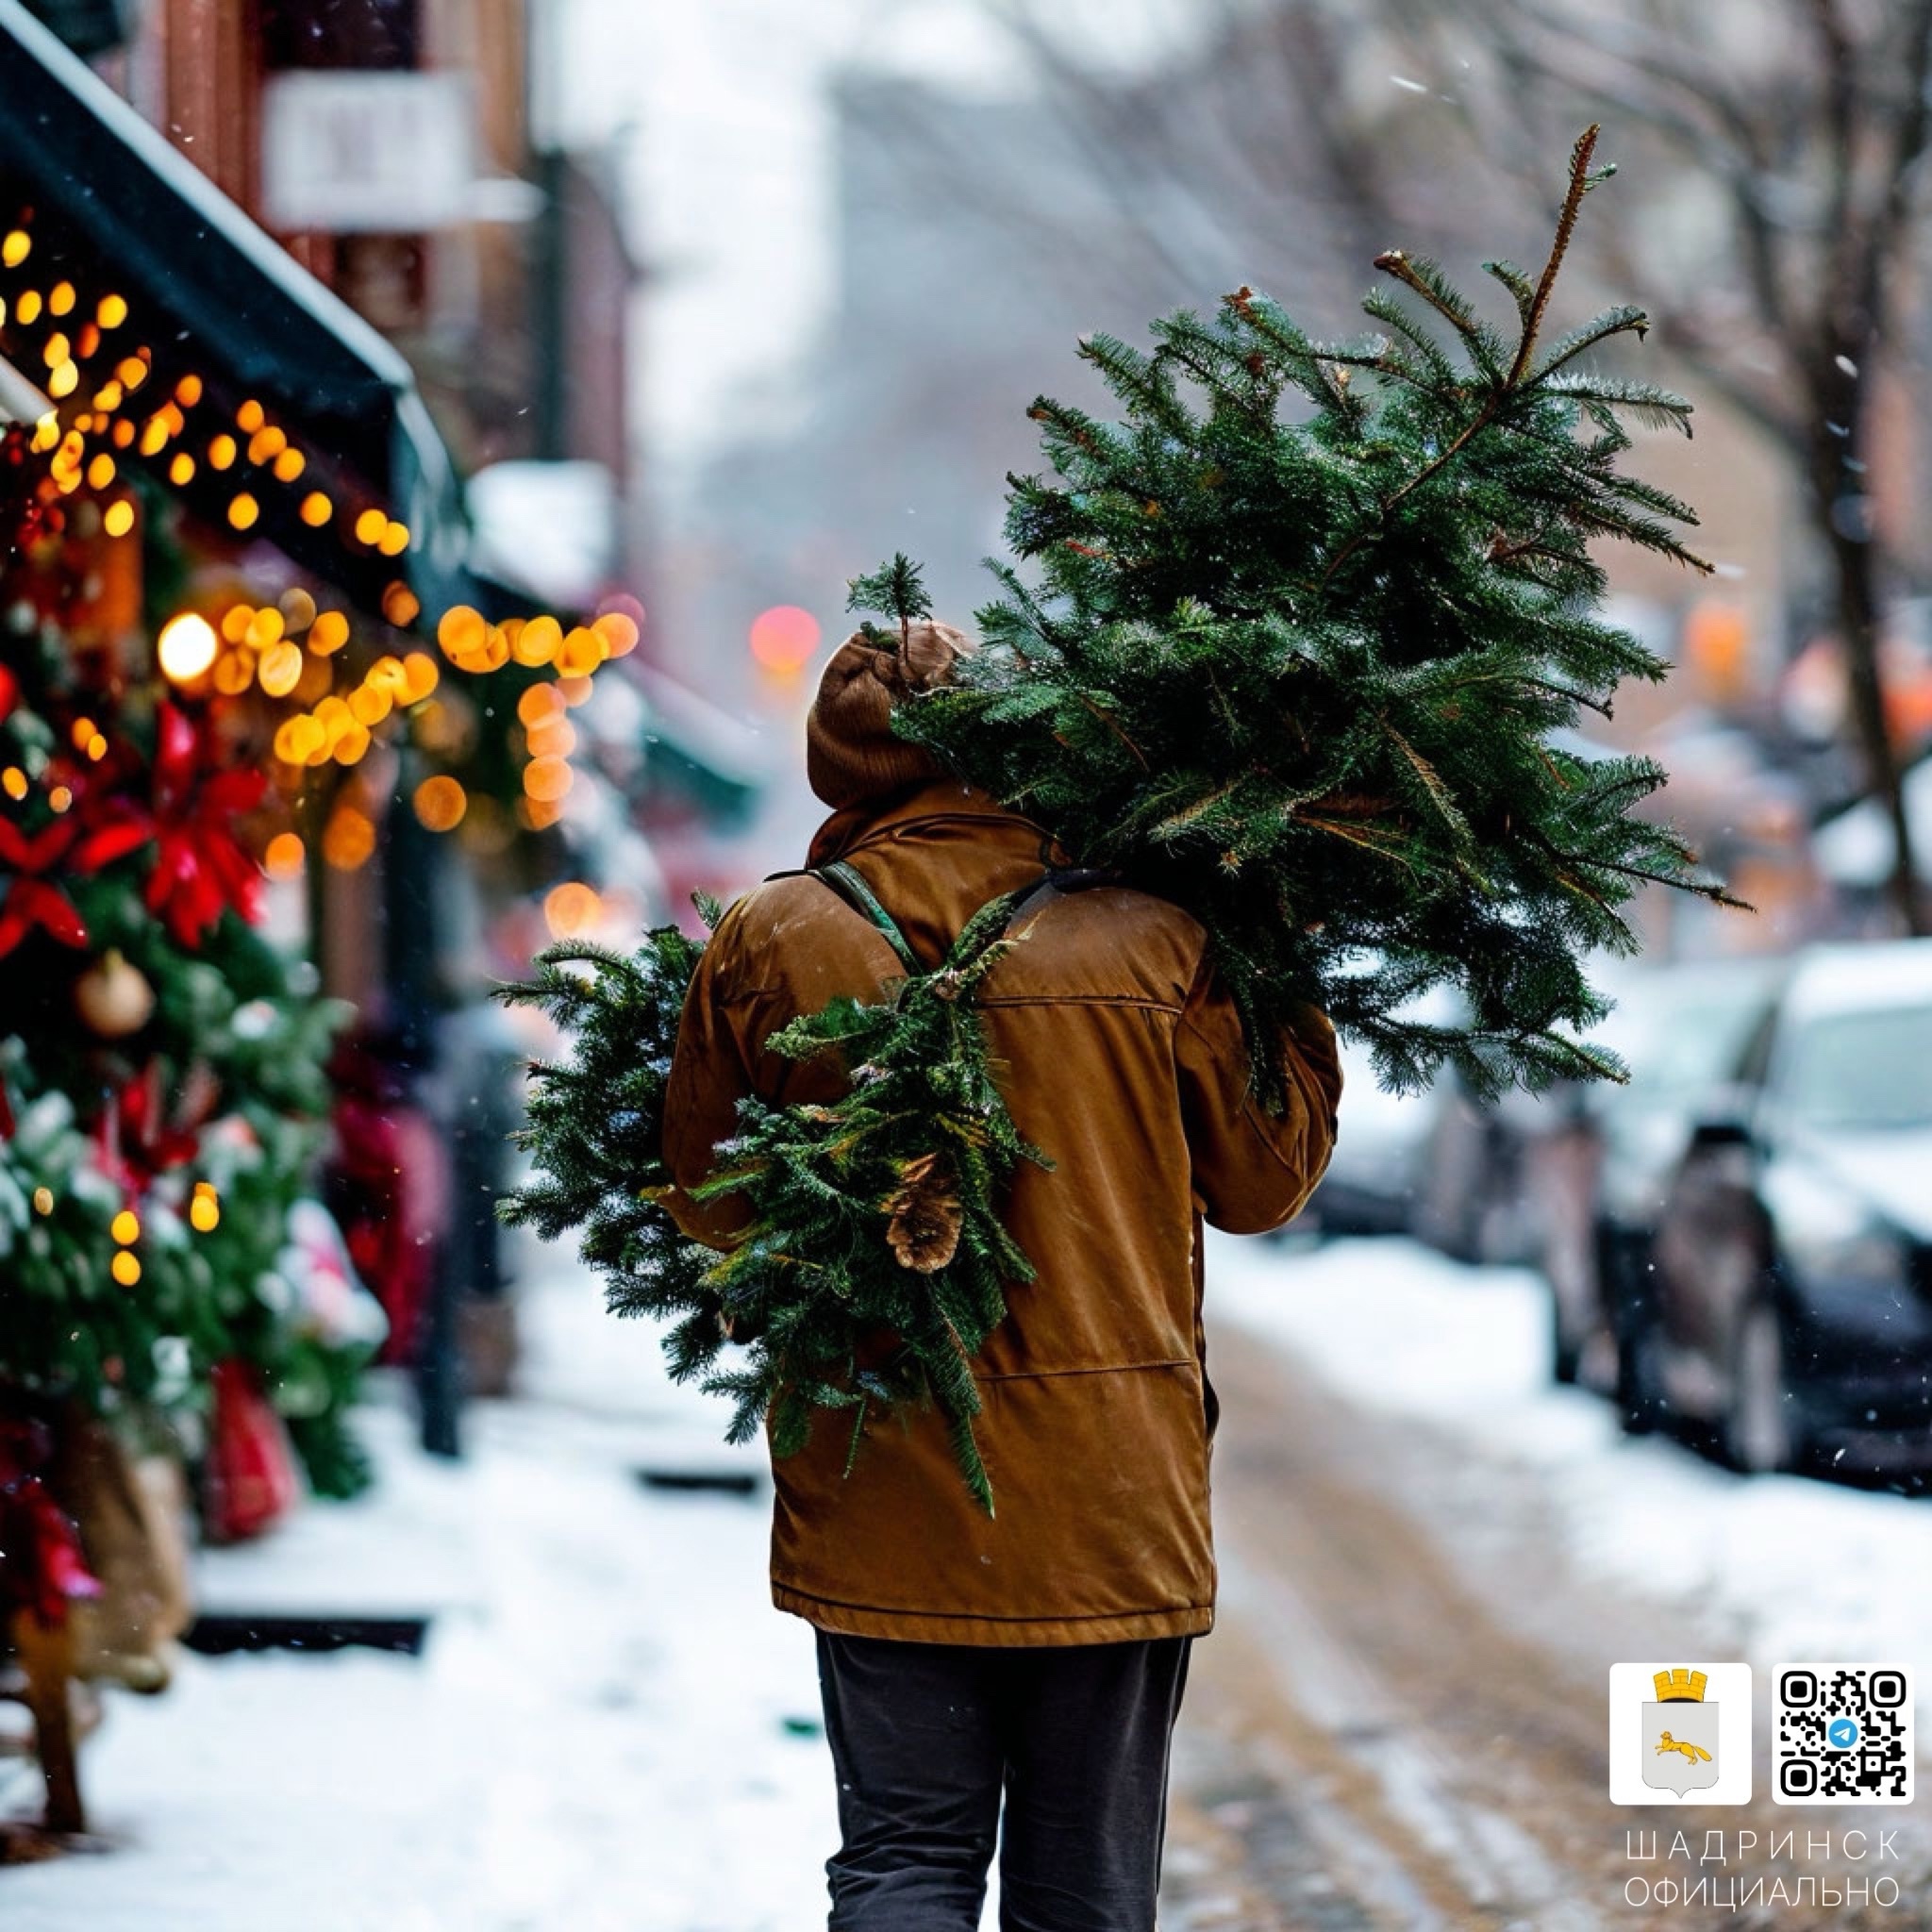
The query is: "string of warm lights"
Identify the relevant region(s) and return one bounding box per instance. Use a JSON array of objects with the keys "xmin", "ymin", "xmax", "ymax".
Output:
[
  {"xmin": 0, "ymin": 211, "xmax": 642, "ymax": 878},
  {"xmin": 0, "ymin": 211, "xmax": 656, "ymax": 1298}
]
